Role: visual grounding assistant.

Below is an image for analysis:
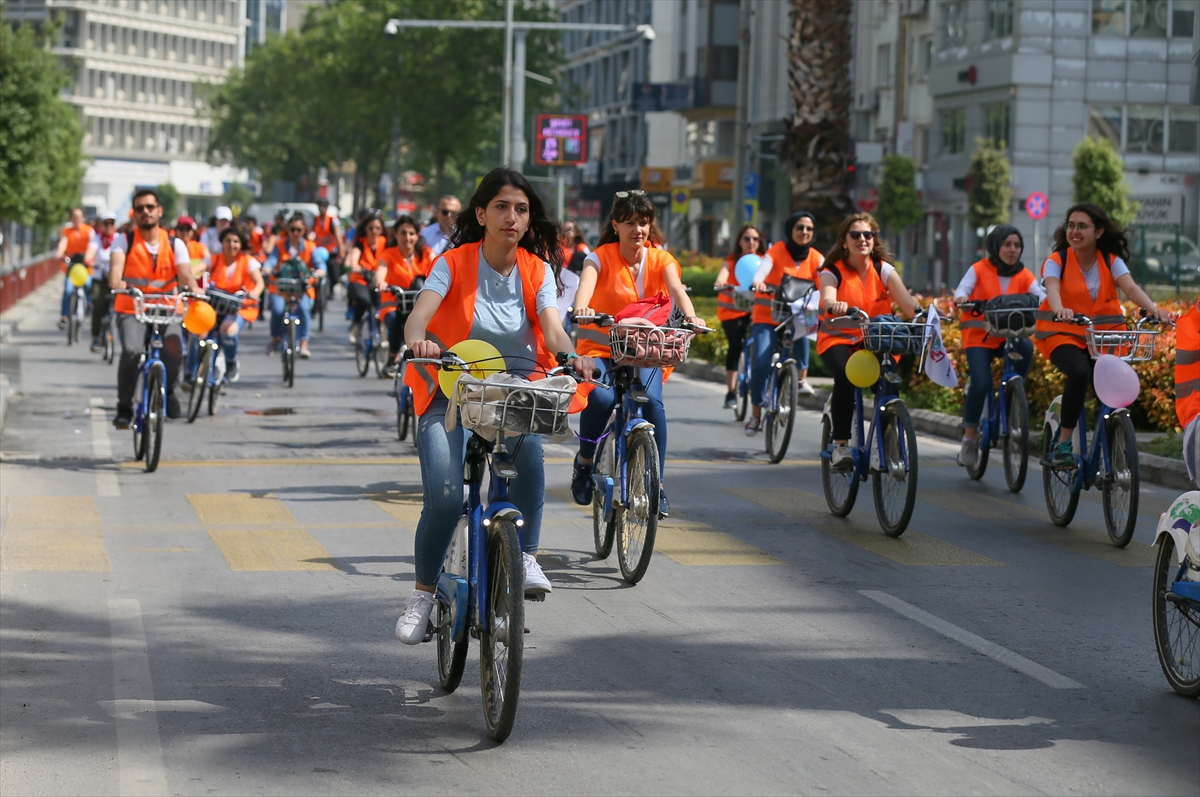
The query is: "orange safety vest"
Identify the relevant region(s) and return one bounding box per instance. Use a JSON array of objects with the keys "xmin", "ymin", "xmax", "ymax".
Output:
[
  {"xmin": 403, "ymin": 241, "xmax": 557, "ymax": 416},
  {"xmin": 575, "ymin": 243, "xmax": 675, "ymax": 359},
  {"xmin": 1177, "ymin": 302, "xmax": 1200, "ymax": 428},
  {"xmin": 1034, "ymin": 249, "xmax": 1125, "ymax": 359},
  {"xmin": 816, "ymin": 259, "xmax": 893, "ymax": 355},
  {"xmin": 716, "ymin": 254, "xmax": 750, "ymax": 323},
  {"xmin": 960, "ymin": 259, "xmax": 1037, "ymax": 349},
  {"xmin": 378, "ymin": 246, "xmax": 434, "ymax": 319},
  {"xmin": 61, "ymin": 223, "xmax": 95, "ymax": 271},
  {"xmin": 269, "ymin": 238, "xmax": 317, "ymax": 298},
  {"xmin": 209, "ymin": 252, "xmax": 259, "ymax": 321},
  {"xmin": 350, "ymin": 234, "xmax": 386, "ymax": 286},
  {"xmin": 313, "ymin": 213, "xmax": 338, "ymax": 252},
  {"xmin": 185, "ymin": 239, "xmax": 209, "ymax": 276},
  {"xmin": 115, "ymin": 228, "xmax": 178, "ymax": 314},
  {"xmin": 248, "ymin": 227, "xmax": 265, "ymax": 260},
  {"xmin": 753, "ymin": 241, "xmax": 823, "ymax": 326}
]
